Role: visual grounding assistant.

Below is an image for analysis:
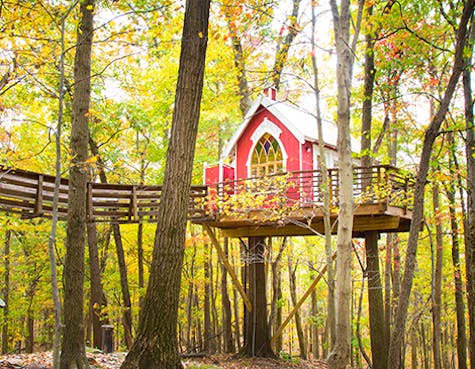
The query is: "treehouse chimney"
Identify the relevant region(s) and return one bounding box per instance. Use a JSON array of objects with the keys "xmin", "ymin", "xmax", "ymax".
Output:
[{"xmin": 263, "ymin": 86, "xmax": 277, "ymax": 100}]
